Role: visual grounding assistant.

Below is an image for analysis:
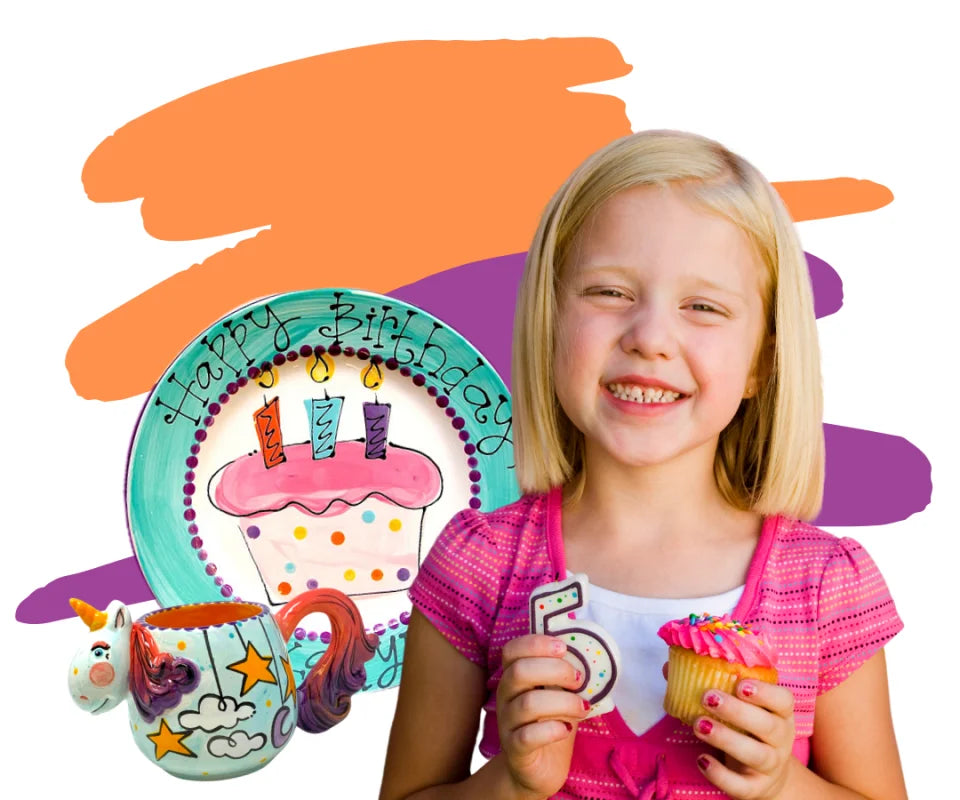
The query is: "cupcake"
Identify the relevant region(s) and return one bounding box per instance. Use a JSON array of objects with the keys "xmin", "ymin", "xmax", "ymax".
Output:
[{"xmin": 657, "ymin": 613, "xmax": 778, "ymax": 727}]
